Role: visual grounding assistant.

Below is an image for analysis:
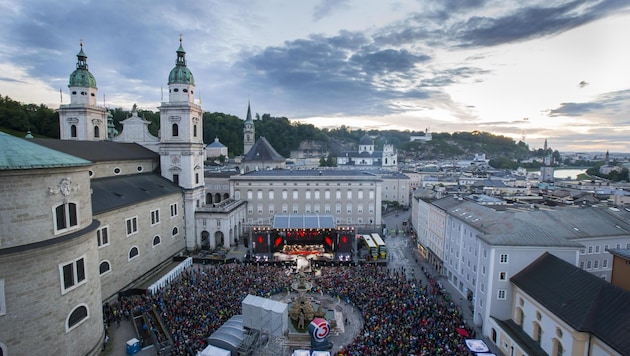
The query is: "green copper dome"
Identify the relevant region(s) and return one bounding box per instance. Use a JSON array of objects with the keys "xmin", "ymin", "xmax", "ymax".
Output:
[
  {"xmin": 168, "ymin": 40, "xmax": 194, "ymax": 85},
  {"xmin": 69, "ymin": 44, "xmax": 97, "ymax": 88}
]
